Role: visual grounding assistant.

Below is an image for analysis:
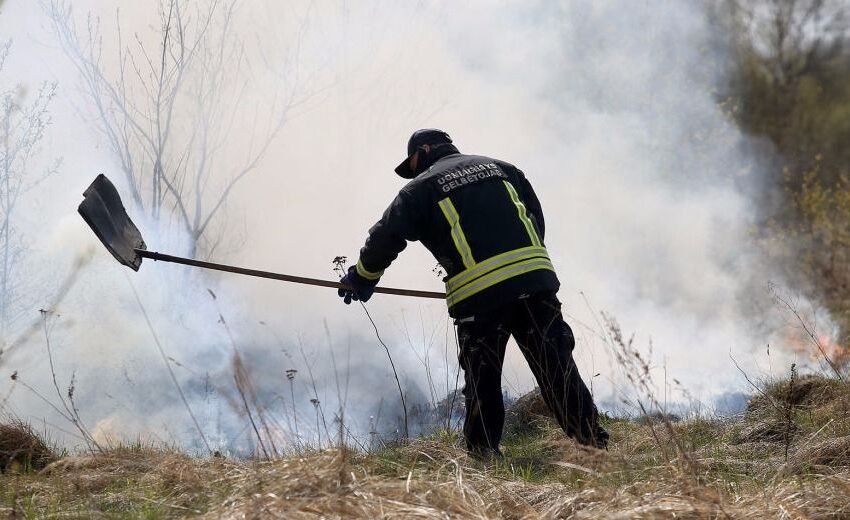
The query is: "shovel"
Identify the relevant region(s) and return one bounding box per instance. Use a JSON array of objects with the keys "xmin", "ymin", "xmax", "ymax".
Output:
[{"xmin": 78, "ymin": 174, "xmax": 446, "ymax": 300}]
